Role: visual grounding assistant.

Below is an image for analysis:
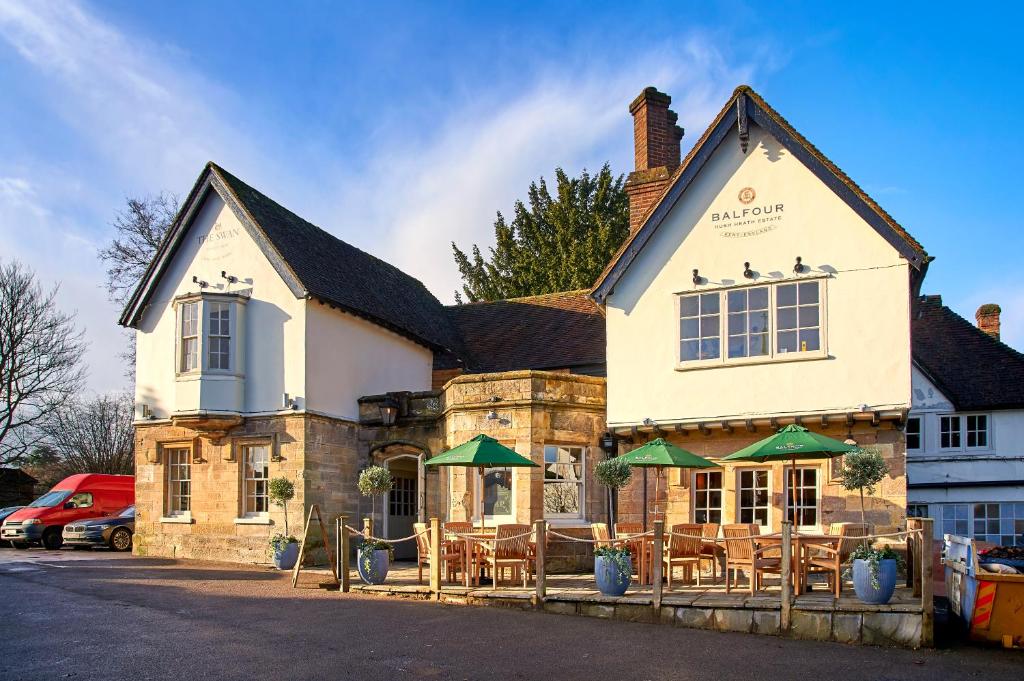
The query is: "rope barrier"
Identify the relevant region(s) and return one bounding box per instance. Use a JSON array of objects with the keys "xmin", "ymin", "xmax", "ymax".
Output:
[{"xmin": 343, "ymin": 524, "xmax": 428, "ymax": 545}]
